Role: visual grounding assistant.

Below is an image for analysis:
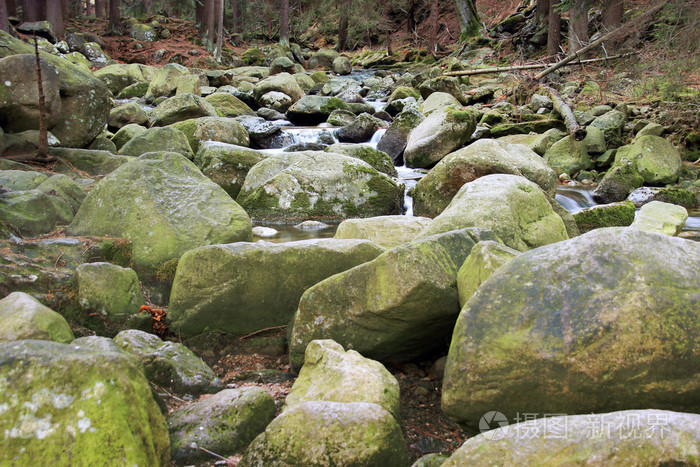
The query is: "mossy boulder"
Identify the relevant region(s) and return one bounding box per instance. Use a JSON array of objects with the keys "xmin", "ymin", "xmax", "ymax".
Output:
[
  {"xmin": 0, "ymin": 170, "xmax": 48, "ymax": 191},
  {"xmin": 444, "ymin": 410, "xmax": 700, "ymax": 466},
  {"xmin": 418, "ymin": 76, "xmax": 464, "ymax": 104},
  {"xmin": 590, "ymin": 109, "xmax": 626, "ymax": 148},
  {"xmin": 334, "ymin": 215, "xmax": 433, "ymax": 249},
  {"xmin": 0, "ymin": 339, "xmax": 169, "ymax": 465},
  {"xmin": 543, "ymin": 135, "xmax": 593, "ymax": 176},
  {"xmin": 308, "ymin": 49, "xmax": 340, "ymax": 69},
  {"xmin": 76, "ymin": 262, "xmax": 145, "ymax": 321},
  {"xmin": 148, "ymin": 93, "xmax": 218, "ymax": 127},
  {"xmin": 289, "ymin": 229, "xmax": 484, "ymax": 369},
  {"xmin": 420, "ymin": 92, "xmax": 461, "ymax": 116},
  {"xmin": 489, "ymin": 119, "xmax": 567, "ymax": 139},
  {"xmin": 175, "ymin": 74, "xmax": 201, "ymax": 96},
  {"xmin": 258, "ymin": 91, "xmax": 293, "ymax": 112},
  {"xmin": 252, "ymin": 72, "xmax": 305, "ymax": 104},
  {"xmin": 168, "ymin": 239, "xmax": 384, "ymax": 338},
  {"xmin": 118, "ymin": 126, "xmax": 194, "ymax": 159},
  {"xmin": 442, "ymin": 227, "xmax": 700, "ymax": 429},
  {"xmin": 0, "ymin": 292, "xmax": 74, "ymax": 343},
  {"xmin": 170, "ymin": 116, "xmax": 250, "ymax": 153},
  {"xmin": 286, "ymin": 339, "xmax": 400, "ymax": 417},
  {"xmin": 108, "ymin": 102, "xmax": 149, "ymax": 129},
  {"xmin": 110, "ymin": 123, "xmax": 147, "ymax": 151},
  {"xmin": 0, "ymin": 31, "xmax": 110, "ymax": 148},
  {"xmin": 286, "ymin": 95, "xmax": 349, "ymax": 125},
  {"xmin": 413, "ymin": 139, "xmax": 557, "ymax": 217},
  {"xmin": 194, "ymin": 142, "xmax": 264, "ymax": 199},
  {"xmin": 326, "ymin": 108, "xmax": 356, "ymax": 127},
  {"xmin": 48, "ymin": 148, "xmax": 134, "ymax": 175},
  {"xmin": 36, "ymin": 174, "xmax": 86, "ymax": 214},
  {"xmin": 236, "ymin": 151, "xmax": 403, "ymax": 222},
  {"xmin": 582, "ymin": 125, "xmax": 607, "ymax": 154},
  {"xmin": 144, "ymin": 63, "xmax": 189, "ymax": 102},
  {"xmin": 613, "ymin": 135, "xmax": 682, "ymax": 185},
  {"xmin": 332, "ymin": 56, "xmax": 352, "ymax": 75},
  {"xmin": 204, "ymin": 92, "xmax": 256, "ymax": 117},
  {"xmin": 118, "ymin": 81, "xmax": 150, "ymax": 99},
  {"xmin": 168, "ymin": 387, "xmax": 276, "ymax": 464},
  {"xmin": 326, "ymin": 143, "xmax": 397, "ymax": 177},
  {"xmin": 404, "ymin": 106, "xmax": 478, "ymax": 168},
  {"xmin": 94, "ymin": 63, "xmax": 153, "ymax": 95},
  {"xmin": 0, "ymin": 189, "xmax": 73, "ymax": 236},
  {"xmin": 130, "ymin": 23, "xmax": 157, "ymax": 41},
  {"xmin": 592, "ymin": 157, "xmax": 645, "ymax": 203},
  {"xmin": 573, "ymin": 201, "xmax": 636, "ymax": 233},
  {"xmin": 240, "ymin": 401, "xmax": 407, "ymax": 466},
  {"xmin": 335, "ymin": 113, "xmax": 387, "ymax": 144},
  {"xmin": 377, "ymin": 108, "xmax": 425, "ymax": 165},
  {"xmin": 456, "ymin": 240, "xmax": 520, "ymax": 309},
  {"xmin": 631, "ymin": 200, "xmax": 688, "ymax": 236},
  {"xmin": 67, "ymin": 152, "xmax": 252, "ymax": 272},
  {"xmin": 114, "ymin": 329, "xmax": 223, "ymax": 395},
  {"xmin": 417, "ymin": 174, "xmax": 568, "ymax": 252}
]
